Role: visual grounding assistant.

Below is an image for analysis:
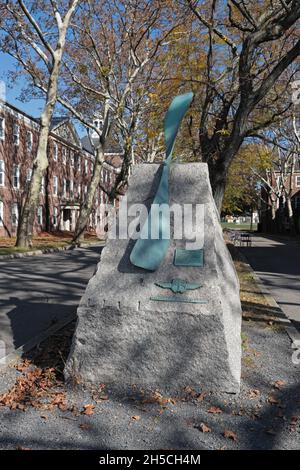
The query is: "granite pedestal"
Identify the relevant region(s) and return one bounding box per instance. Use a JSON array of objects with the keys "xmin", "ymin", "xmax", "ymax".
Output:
[{"xmin": 65, "ymin": 163, "xmax": 242, "ymax": 393}]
